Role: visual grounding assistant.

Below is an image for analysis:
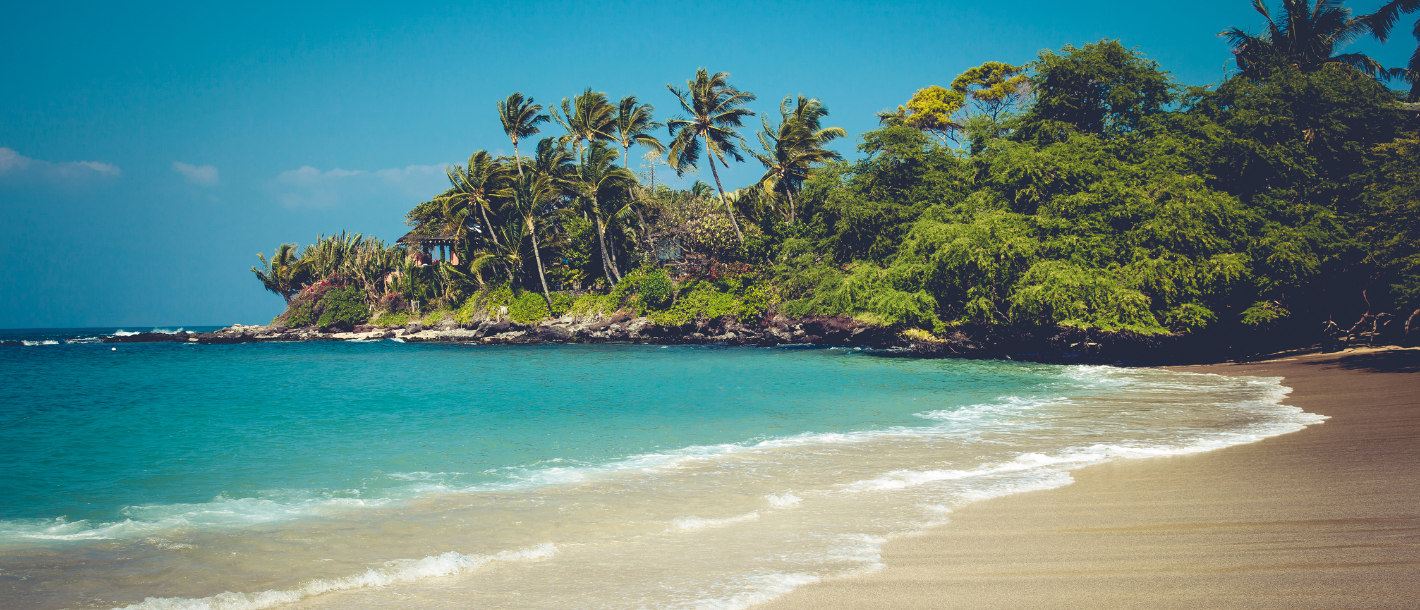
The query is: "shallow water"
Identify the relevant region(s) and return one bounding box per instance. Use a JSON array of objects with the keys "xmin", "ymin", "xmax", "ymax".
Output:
[{"xmin": 0, "ymin": 334, "xmax": 1322, "ymax": 609}]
